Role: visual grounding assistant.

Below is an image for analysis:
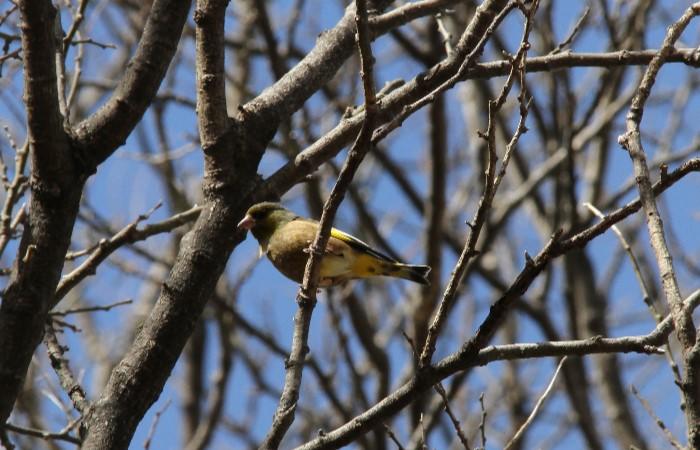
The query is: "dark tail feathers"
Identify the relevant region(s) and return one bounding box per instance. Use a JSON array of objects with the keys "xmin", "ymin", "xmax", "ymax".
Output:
[{"xmin": 394, "ymin": 263, "xmax": 431, "ymax": 285}]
